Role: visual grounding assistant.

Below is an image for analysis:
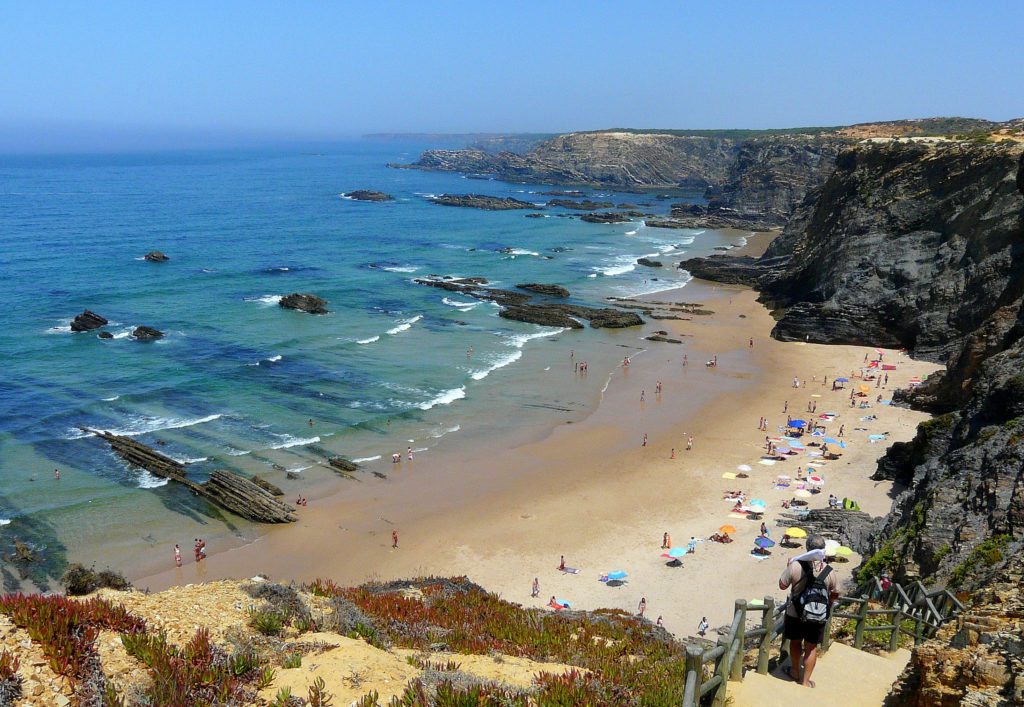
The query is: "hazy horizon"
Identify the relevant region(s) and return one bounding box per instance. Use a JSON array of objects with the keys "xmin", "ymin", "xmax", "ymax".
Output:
[{"xmin": 2, "ymin": 1, "xmax": 1022, "ymax": 153}]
